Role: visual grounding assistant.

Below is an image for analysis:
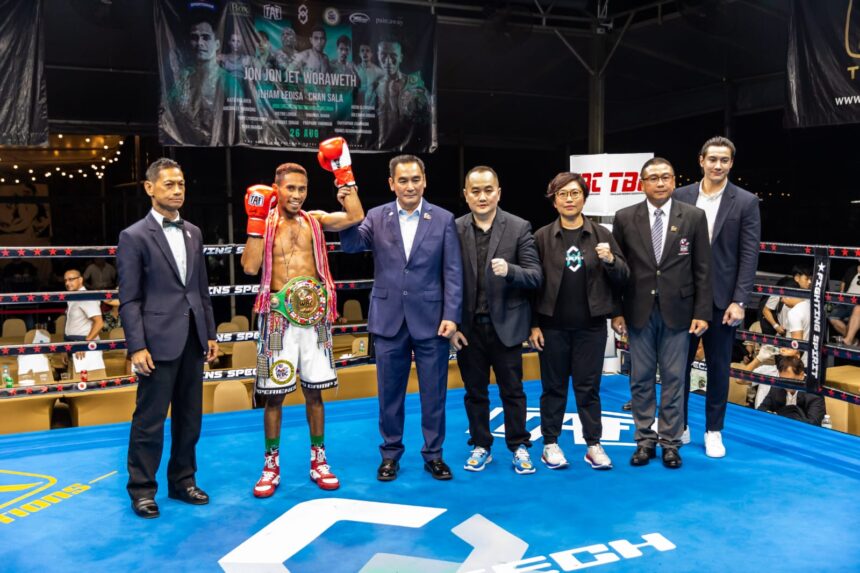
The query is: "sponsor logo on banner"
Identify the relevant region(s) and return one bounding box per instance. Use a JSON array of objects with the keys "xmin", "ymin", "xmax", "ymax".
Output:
[
  {"xmin": 349, "ymin": 12, "xmax": 370, "ymax": 24},
  {"xmin": 227, "ymin": 2, "xmax": 251, "ymax": 17},
  {"xmin": 323, "ymin": 7, "xmax": 340, "ymax": 25},
  {"xmin": 0, "ymin": 469, "xmax": 115, "ymax": 525},
  {"xmin": 298, "ymin": 4, "xmax": 309, "ymax": 25},
  {"xmin": 571, "ymin": 153, "xmax": 654, "ymax": 217},
  {"xmin": 263, "ymin": 3, "xmax": 283, "ymax": 20},
  {"xmin": 846, "ymin": 1, "xmax": 859, "ymax": 59},
  {"xmin": 481, "ymin": 408, "xmax": 638, "ymax": 447},
  {"xmin": 218, "ymin": 498, "xmax": 675, "ymax": 572}
]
